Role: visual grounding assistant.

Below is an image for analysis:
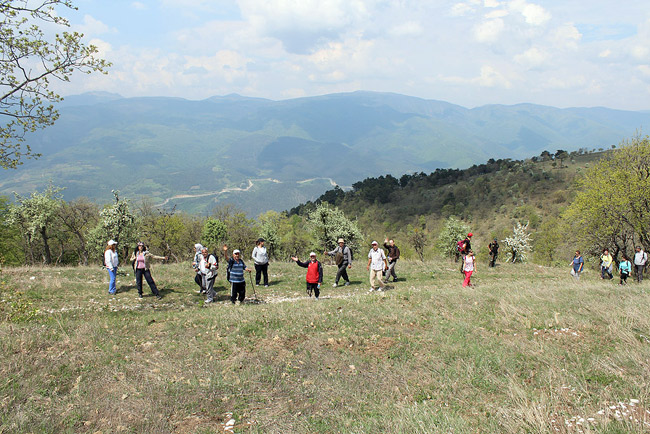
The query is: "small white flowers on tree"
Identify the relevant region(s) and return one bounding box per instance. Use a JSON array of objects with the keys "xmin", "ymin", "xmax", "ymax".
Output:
[{"xmin": 503, "ymin": 221, "xmax": 532, "ymax": 263}]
